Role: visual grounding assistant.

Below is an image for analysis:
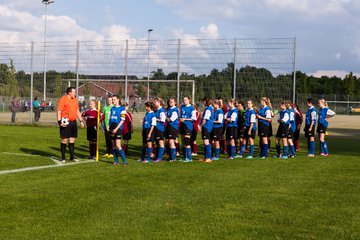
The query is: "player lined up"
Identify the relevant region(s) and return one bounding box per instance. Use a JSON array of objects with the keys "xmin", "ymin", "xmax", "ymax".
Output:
[{"xmin": 73, "ymin": 94, "xmax": 336, "ymax": 164}]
